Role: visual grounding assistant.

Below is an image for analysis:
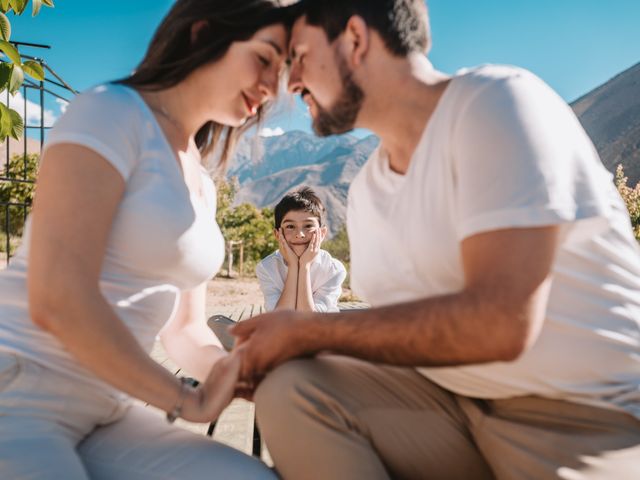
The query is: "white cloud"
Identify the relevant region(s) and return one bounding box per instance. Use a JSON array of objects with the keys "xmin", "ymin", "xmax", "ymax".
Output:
[
  {"xmin": 259, "ymin": 126, "xmax": 285, "ymax": 137},
  {"xmin": 55, "ymin": 98, "xmax": 69, "ymax": 114},
  {"xmin": 0, "ymin": 91, "xmax": 58, "ymax": 128}
]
